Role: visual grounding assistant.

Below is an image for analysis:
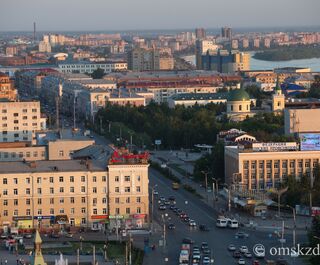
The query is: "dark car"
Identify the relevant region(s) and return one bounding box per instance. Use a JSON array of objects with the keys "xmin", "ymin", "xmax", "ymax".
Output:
[
  {"xmin": 180, "ymin": 213, "xmax": 187, "ymax": 218},
  {"xmin": 199, "ymin": 224, "xmax": 210, "ymax": 231},
  {"xmin": 169, "ymin": 196, "xmax": 176, "ymax": 201},
  {"xmin": 168, "ymin": 223, "xmax": 176, "ymax": 230},
  {"xmin": 182, "ymin": 237, "xmax": 194, "ymax": 244},
  {"xmin": 201, "ymin": 242, "xmax": 208, "ymax": 250},
  {"xmin": 184, "ymin": 217, "xmax": 190, "ymax": 222},
  {"xmin": 235, "ymin": 232, "xmax": 249, "ymax": 239},
  {"xmin": 276, "ymin": 259, "xmax": 288, "ymax": 265},
  {"xmin": 170, "ymin": 205, "xmax": 176, "ymax": 210},
  {"xmin": 233, "ymin": 250, "xmax": 241, "ymax": 258}
]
